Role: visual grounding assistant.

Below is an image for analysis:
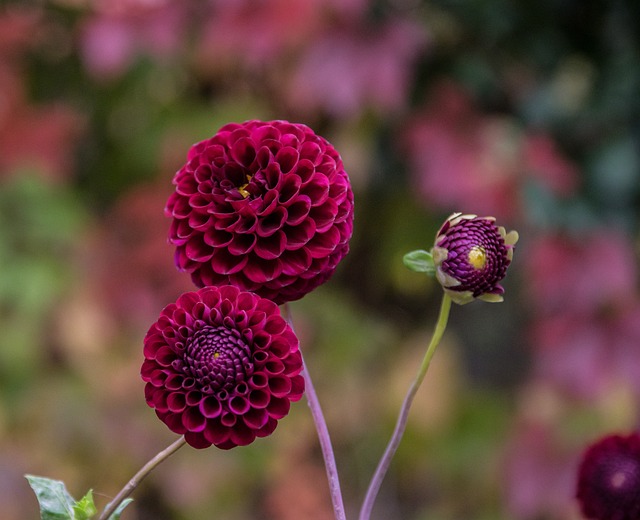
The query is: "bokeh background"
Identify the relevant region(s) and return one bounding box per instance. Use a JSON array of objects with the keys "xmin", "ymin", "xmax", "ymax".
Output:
[{"xmin": 1, "ymin": 1, "xmax": 639, "ymax": 519}]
